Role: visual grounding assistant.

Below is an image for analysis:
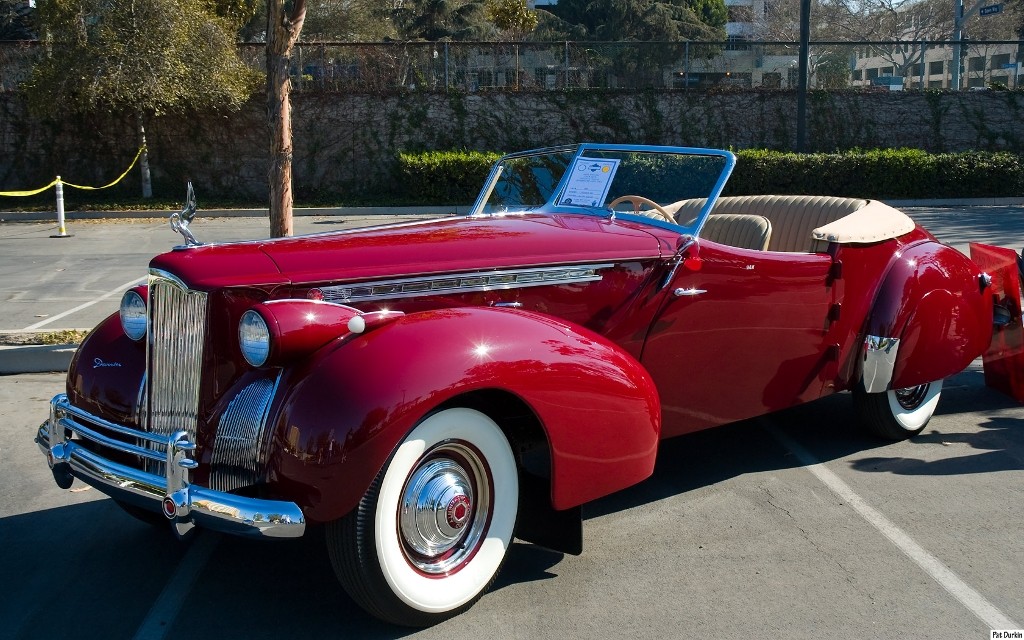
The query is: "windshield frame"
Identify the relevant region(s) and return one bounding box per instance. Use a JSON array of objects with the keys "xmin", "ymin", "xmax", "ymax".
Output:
[{"xmin": 469, "ymin": 143, "xmax": 736, "ymax": 237}]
